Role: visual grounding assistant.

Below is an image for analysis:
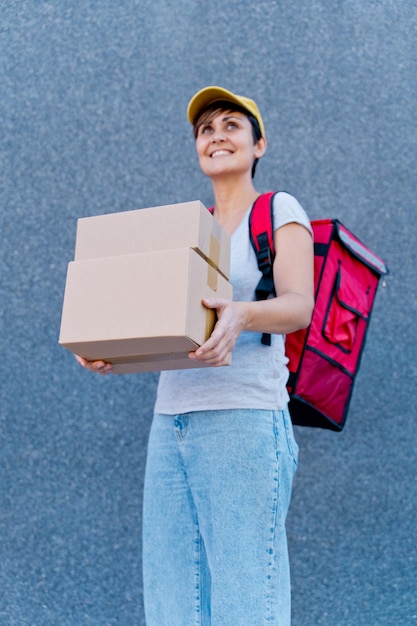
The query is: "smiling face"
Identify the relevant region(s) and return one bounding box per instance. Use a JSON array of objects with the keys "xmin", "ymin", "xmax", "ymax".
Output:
[{"xmin": 194, "ymin": 107, "xmax": 266, "ymax": 180}]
